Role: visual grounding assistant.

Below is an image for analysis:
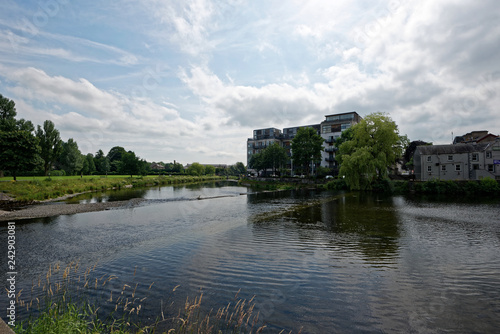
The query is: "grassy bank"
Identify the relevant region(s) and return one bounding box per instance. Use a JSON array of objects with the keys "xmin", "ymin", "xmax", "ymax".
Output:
[
  {"xmin": 13, "ymin": 262, "xmax": 269, "ymax": 334},
  {"xmin": 0, "ymin": 175, "xmax": 223, "ymax": 202}
]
